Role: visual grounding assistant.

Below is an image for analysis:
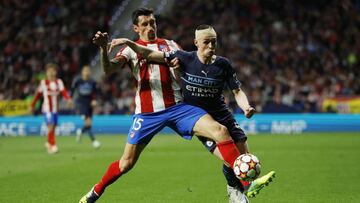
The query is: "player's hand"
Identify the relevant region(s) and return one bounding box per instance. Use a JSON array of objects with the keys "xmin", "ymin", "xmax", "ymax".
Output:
[
  {"xmin": 168, "ymin": 57, "xmax": 182, "ymax": 82},
  {"xmin": 29, "ymin": 106, "xmax": 35, "ymax": 114},
  {"xmin": 168, "ymin": 57, "xmax": 180, "ymax": 70},
  {"xmin": 91, "ymin": 100, "xmax": 97, "ymax": 107},
  {"xmin": 108, "ymin": 38, "xmax": 129, "ymax": 53},
  {"xmin": 67, "ymin": 99, "xmax": 74, "ymax": 109},
  {"xmin": 92, "ymin": 31, "xmax": 109, "ymax": 50},
  {"xmin": 244, "ymin": 106, "xmax": 256, "ymax": 119}
]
